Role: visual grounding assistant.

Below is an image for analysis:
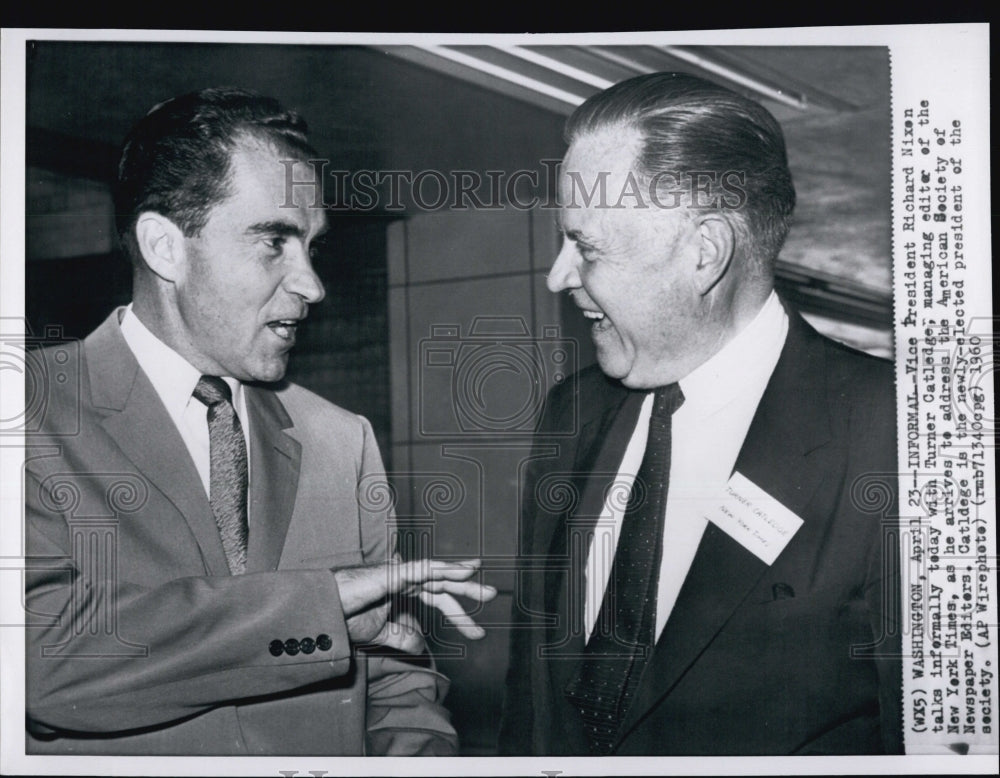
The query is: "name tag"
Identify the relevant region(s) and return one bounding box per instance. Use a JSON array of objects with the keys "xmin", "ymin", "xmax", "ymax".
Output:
[{"xmin": 702, "ymin": 472, "xmax": 803, "ymax": 565}]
